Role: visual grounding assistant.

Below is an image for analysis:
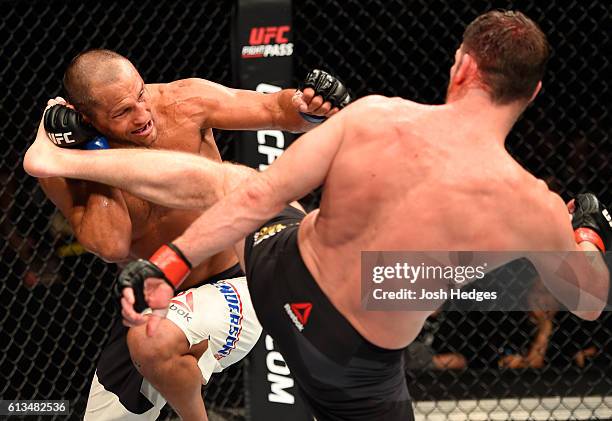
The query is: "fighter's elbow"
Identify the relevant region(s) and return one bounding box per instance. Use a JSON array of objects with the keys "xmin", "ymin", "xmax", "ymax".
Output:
[
  {"xmin": 242, "ymin": 174, "xmax": 285, "ymax": 218},
  {"xmin": 92, "ymin": 245, "xmax": 131, "ymax": 264},
  {"xmin": 23, "ymin": 148, "xmax": 44, "ymax": 178},
  {"xmin": 573, "ymin": 310, "xmax": 603, "ymax": 321},
  {"xmin": 77, "ymin": 234, "xmax": 131, "ymax": 263}
]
